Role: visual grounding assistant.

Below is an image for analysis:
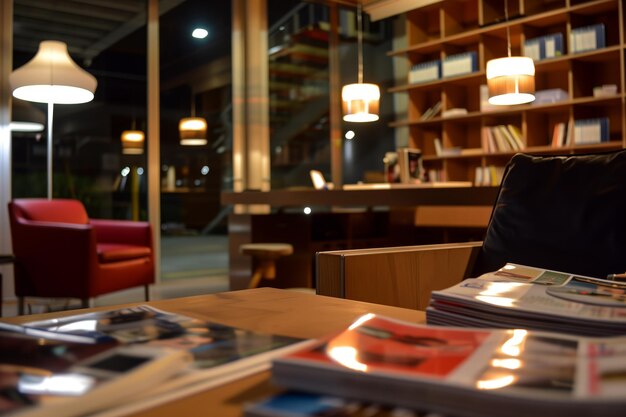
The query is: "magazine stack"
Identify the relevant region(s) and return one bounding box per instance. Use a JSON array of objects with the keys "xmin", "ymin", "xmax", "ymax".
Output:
[
  {"xmin": 270, "ymin": 314, "xmax": 626, "ymax": 417},
  {"xmin": 427, "ymin": 263, "xmax": 626, "ymax": 337},
  {"xmin": 1, "ymin": 305, "xmax": 304, "ymax": 417}
]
